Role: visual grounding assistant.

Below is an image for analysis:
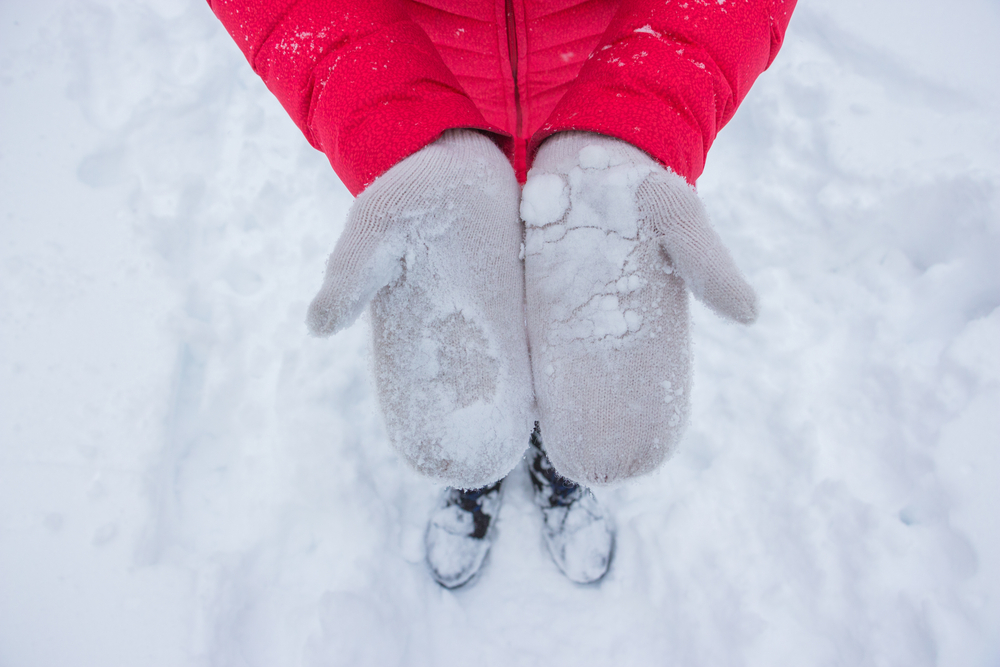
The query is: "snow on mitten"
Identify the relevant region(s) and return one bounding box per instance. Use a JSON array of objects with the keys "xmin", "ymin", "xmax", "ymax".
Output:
[
  {"xmin": 308, "ymin": 129, "xmax": 534, "ymax": 489},
  {"xmin": 522, "ymin": 132, "xmax": 757, "ymax": 485}
]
